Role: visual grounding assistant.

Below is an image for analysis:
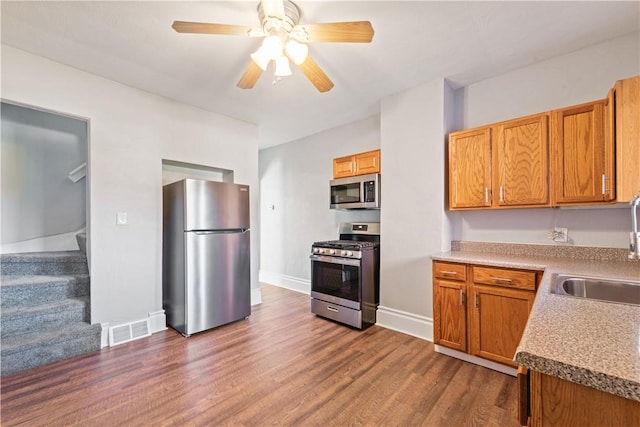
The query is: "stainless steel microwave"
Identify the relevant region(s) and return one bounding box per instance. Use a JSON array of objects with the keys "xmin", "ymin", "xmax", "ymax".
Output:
[{"xmin": 330, "ymin": 173, "xmax": 380, "ymax": 210}]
